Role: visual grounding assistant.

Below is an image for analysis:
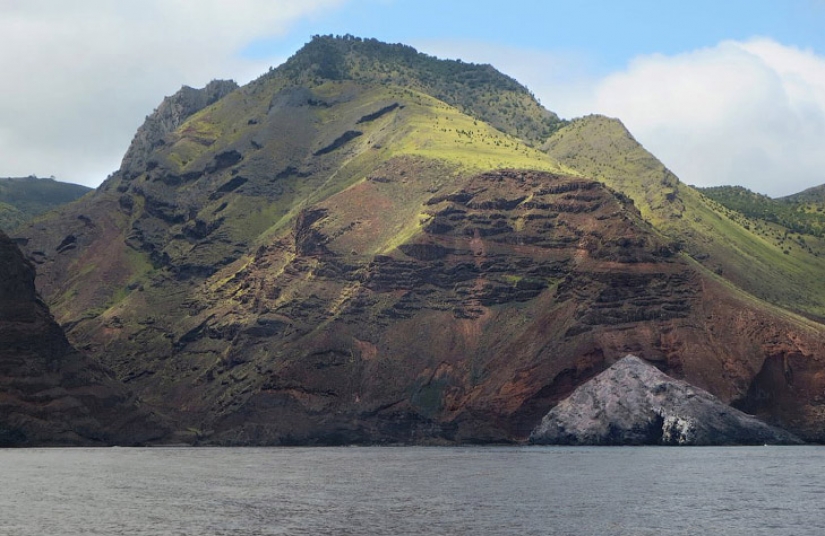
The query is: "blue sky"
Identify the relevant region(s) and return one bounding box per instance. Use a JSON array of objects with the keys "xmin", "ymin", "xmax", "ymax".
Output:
[
  {"xmin": 2, "ymin": 1, "xmax": 825, "ymax": 196},
  {"xmin": 247, "ymin": 0, "xmax": 825, "ymax": 71}
]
